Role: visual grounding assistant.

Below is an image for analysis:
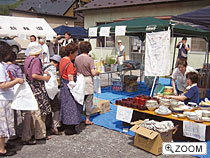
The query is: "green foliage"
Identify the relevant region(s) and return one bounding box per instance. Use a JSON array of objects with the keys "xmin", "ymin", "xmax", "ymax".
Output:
[
  {"xmin": 105, "ymin": 55, "xmax": 115, "ymax": 65},
  {"xmin": 0, "ymin": 0, "xmax": 25, "ymax": 15}
]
